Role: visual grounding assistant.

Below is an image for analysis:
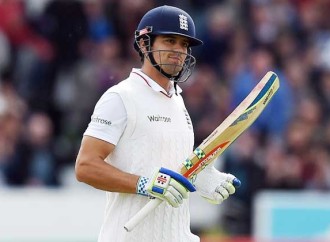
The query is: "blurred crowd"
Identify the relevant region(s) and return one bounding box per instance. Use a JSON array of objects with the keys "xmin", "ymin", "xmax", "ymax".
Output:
[{"xmin": 0, "ymin": 0, "xmax": 330, "ymax": 237}]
